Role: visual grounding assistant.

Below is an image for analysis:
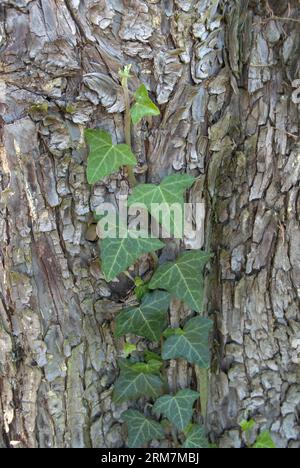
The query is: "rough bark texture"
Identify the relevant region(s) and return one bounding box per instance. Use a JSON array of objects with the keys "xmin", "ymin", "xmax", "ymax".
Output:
[{"xmin": 0, "ymin": 0, "xmax": 299, "ymax": 449}]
